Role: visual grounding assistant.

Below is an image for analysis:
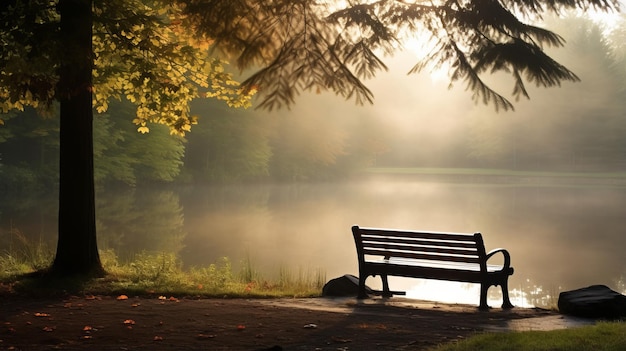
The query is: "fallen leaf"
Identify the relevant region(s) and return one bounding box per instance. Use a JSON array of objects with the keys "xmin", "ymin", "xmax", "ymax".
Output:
[
  {"xmin": 83, "ymin": 326, "xmax": 93, "ymax": 331},
  {"xmin": 237, "ymin": 325, "xmax": 246, "ymax": 331},
  {"xmin": 331, "ymin": 336, "xmax": 352, "ymax": 343},
  {"xmin": 357, "ymin": 323, "xmax": 387, "ymax": 330},
  {"xmin": 153, "ymin": 336, "xmax": 163, "ymax": 341},
  {"xmin": 123, "ymin": 319, "xmax": 135, "ymax": 325},
  {"xmin": 82, "ymin": 335, "xmax": 93, "ymax": 339},
  {"xmin": 34, "ymin": 313, "xmax": 50, "ymax": 317},
  {"xmin": 116, "ymin": 295, "xmax": 129, "ymax": 300},
  {"xmin": 131, "ymin": 303, "xmax": 140, "ymax": 307},
  {"xmin": 196, "ymin": 333, "xmax": 216, "ymax": 339},
  {"xmin": 158, "ymin": 296, "xmax": 167, "ymax": 300},
  {"xmin": 42, "ymin": 326, "xmax": 55, "ymax": 332},
  {"xmin": 168, "ymin": 296, "xmax": 179, "ymax": 302}
]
